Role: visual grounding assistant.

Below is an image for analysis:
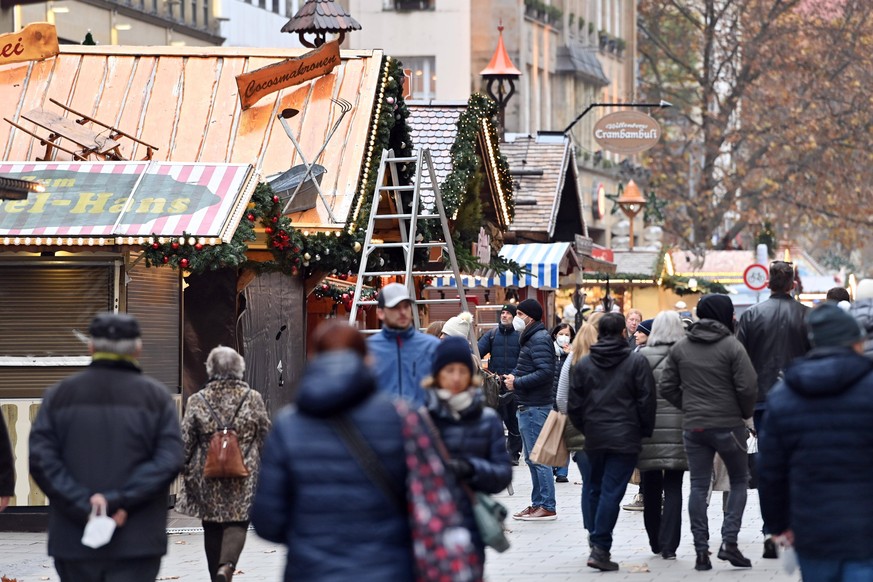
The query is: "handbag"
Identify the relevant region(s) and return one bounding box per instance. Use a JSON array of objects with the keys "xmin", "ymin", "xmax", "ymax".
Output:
[
  {"xmin": 202, "ymin": 390, "xmax": 251, "ymax": 479},
  {"xmin": 529, "ymin": 409, "xmax": 570, "ymax": 467},
  {"xmin": 420, "ymin": 410, "xmax": 511, "ymax": 553},
  {"xmin": 481, "ymin": 370, "xmax": 503, "ymax": 409}
]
